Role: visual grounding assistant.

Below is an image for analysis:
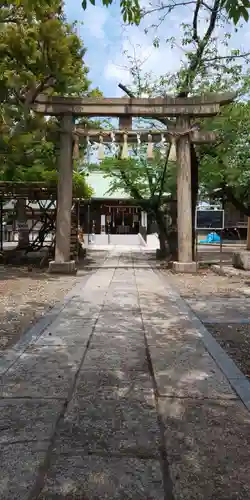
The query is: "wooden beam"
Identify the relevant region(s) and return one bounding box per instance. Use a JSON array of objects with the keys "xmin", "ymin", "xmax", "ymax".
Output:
[
  {"xmin": 31, "ymin": 93, "xmax": 235, "ymax": 117},
  {"xmin": 76, "ymin": 128, "xmax": 217, "ymax": 144}
]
